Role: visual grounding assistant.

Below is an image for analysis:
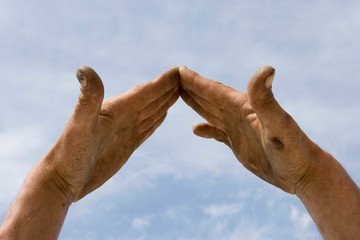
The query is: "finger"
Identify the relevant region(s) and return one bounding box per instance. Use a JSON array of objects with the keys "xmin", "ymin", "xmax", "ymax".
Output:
[
  {"xmin": 180, "ymin": 90, "xmax": 224, "ymax": 129},
  {"xmin": 128, "ymin": 67, "xmax": 180, "ymax": 108},
  {"xmin": 133, "ymin": 112, "xmax": 167, "ymax": 149},
  {"xmin": 137, "ymin": 86, "xmax": 179, "ymax": 121},
  {"xmin": 138, "ymin": 91, "xmax": 179, "ymax": 132},
  {"xmin": 193, "ymin": 122, "xmax": 230, "ymax": 146},
  {"xmin": 73, "ymin": 66, "xmax": 104, "ymax": 125},
  {"xmin": 185, "ymin": 89, "xmax": 224, "ymax": 118},
  {"xmin": 179, "ymin": 66, "xmax": 237, "ymax": 102}
]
